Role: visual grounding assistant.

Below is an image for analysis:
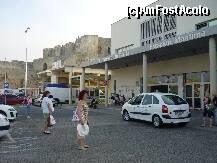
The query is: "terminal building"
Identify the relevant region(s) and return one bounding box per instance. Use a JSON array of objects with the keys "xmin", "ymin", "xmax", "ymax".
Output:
[{"xmin": 81, "ymin": 0, "xmax": 217, "ymax": 109}]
